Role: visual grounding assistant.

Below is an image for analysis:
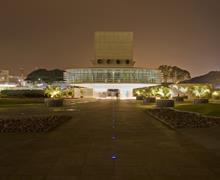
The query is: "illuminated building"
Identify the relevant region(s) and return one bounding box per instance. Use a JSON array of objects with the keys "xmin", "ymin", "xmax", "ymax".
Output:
[
  {"xmin": 0, "ymin": 70, "xmax": 9, "ymax": 82},
  {"xmin": 64, "ymin": 32, "xmax": 162, "ymax": 99}
]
